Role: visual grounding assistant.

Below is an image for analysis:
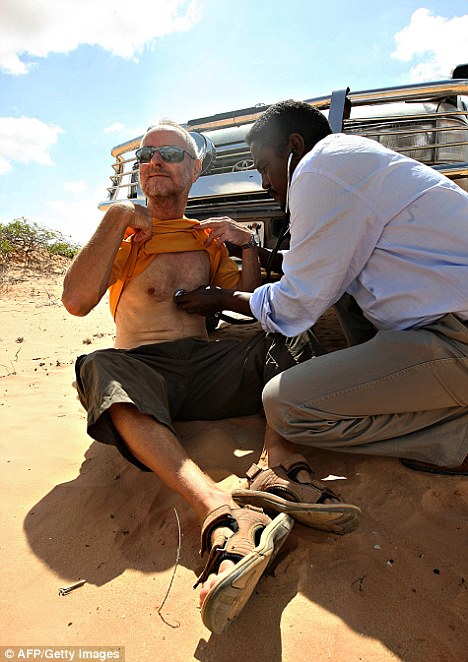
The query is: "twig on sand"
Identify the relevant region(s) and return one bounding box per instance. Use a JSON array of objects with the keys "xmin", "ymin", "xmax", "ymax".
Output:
[
  {"xmin": 352, "ymin": 575, "xmax": 366, "ymax": 592},
  {"xmin": 0, "ymin": 362, "xmax": 17, "ymax": 378},
  {"xmin": 157, "ymin": 507, "xmax": 181, "ymax": 628},
  {"xmin": 44, "ymin": 288, "xmax": 60, "ymax": 305}
]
